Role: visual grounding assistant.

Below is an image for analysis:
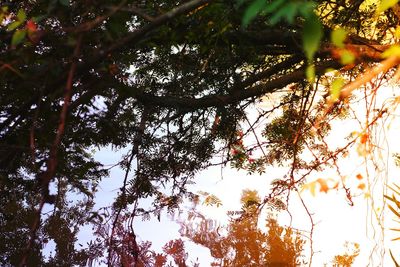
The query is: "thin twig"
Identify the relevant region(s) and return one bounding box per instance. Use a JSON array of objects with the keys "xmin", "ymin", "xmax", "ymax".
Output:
[
  {"xmin": 64, "ymin": 0, "xmax": 128, "ymax": 33},
  {"xmin": 107, "ymin": 108, "xmax": 148, "ymax": 266}
]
